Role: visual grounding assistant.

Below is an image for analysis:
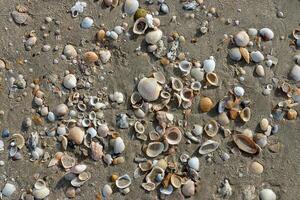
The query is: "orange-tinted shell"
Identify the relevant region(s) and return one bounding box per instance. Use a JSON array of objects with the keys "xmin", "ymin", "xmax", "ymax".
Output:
[
  {"xmin": 199, "ymin": 97, "xmax": 214, "ymax": 112},
  {"xmin": 83, "ymin": 51, "xmax": 98, "ymax": 63}
]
